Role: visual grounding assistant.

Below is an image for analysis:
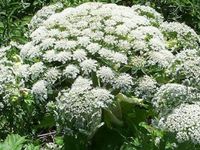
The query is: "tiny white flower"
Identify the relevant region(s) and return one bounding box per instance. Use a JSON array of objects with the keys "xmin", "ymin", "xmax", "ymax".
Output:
[
  {"xmin": 73, "ymin": 49, "xmax": 87, "ymax": 62},
  {"xmin": 115, "ymin": 24, "xmax": 130, "ymax": 35},
  {"xmin": 63, "ymin": 65, "xmax": 80, "ymax": 79},
  {"xmin": 43, "ymin": 50, "xmax": 56, "ymax": 62},
  {"xmin": 114, "ymin": 73, "xmax": 133, "ymax": 91},
  {"xmin": 45, "ymin": 68, "xmax": 60, "ymax": 84},
  {"xmin": 30, "ymin": 62, "xmax": 45, "ymax": 79},
  {"xmin": 77, "ymin": 36, "xmax": 91, "ymax": 47},
  {"xmin": 112, "ymin": 52, "xmax": 128, "ymax": 64},
  {"xmin": 71, "ymin": 76, "xmax": 92, "ymax": 92},
  {"xmin": 55, "ymin": 51, "xmax": 72, "ymax": 63},
  {"xmin": 15, "ymin": 64, "xmax": 30, "ymax": 80},
  {"xmin": 97, "ymin": 66, "xmax": 115, "ymax": 83},
  {"xmin": 86, "ymin": 43, "xmax": 101, "ymax": 54},
  {"xmin": 40, "ymin": 38, "xmax": 55, "ymax": 50},
  {"xmin": 80, "ymin": 59, "xmax": 98, "ymax": 74},
  {"xmin": 32, "ymin": 80, "xmax": 48, "ymax": 100}
]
